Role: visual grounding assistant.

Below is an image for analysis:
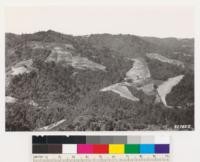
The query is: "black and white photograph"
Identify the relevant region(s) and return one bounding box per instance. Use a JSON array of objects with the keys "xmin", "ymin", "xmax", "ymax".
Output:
[{"xmin": 5, "ymin": 5, "xmax": 194, "ymax": 131}]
